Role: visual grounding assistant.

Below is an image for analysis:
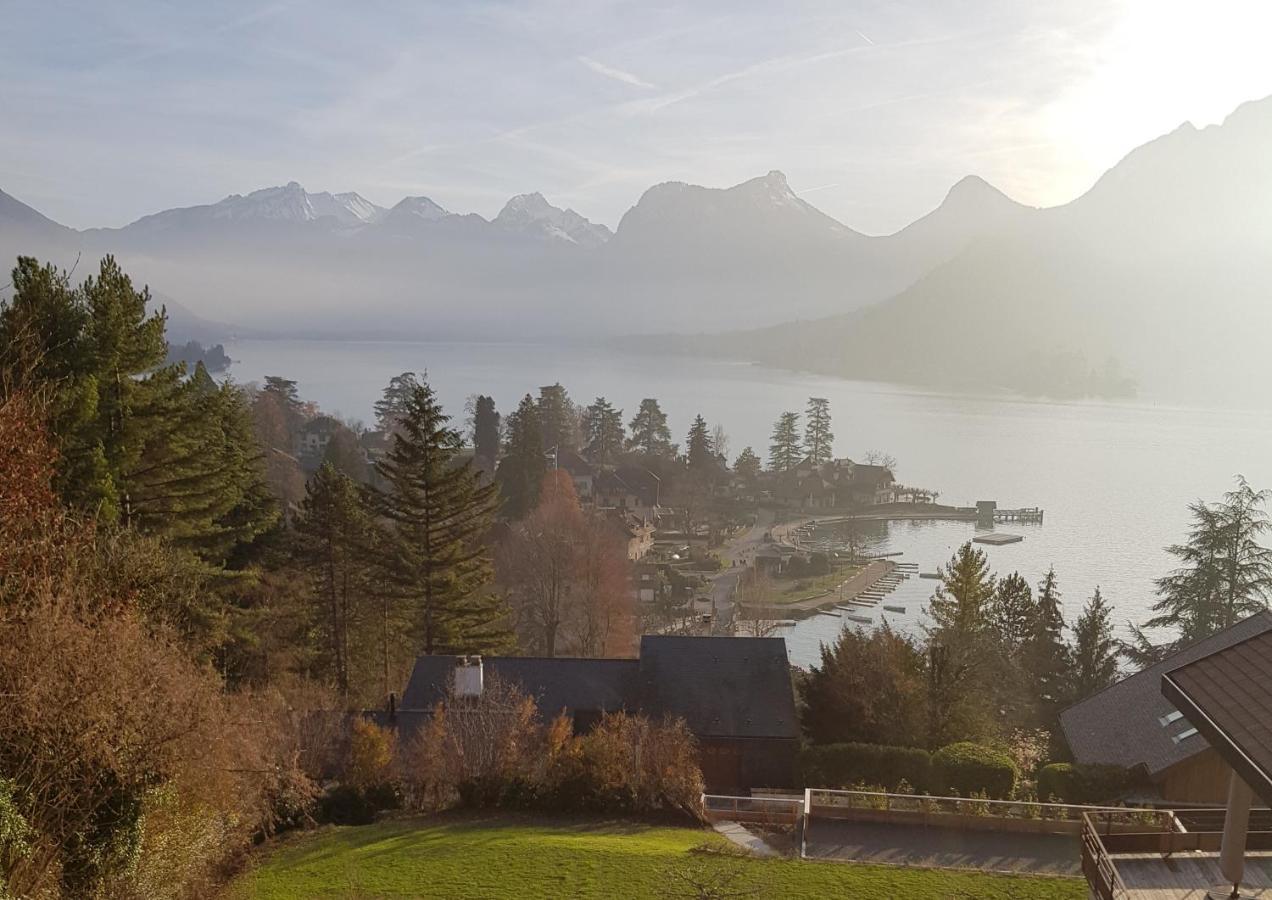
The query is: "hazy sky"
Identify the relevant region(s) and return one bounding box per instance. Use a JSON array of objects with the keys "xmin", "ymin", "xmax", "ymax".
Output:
[{"xmin": 4, "ymin": 0, "xmax": 1272, "ymax": 233}]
